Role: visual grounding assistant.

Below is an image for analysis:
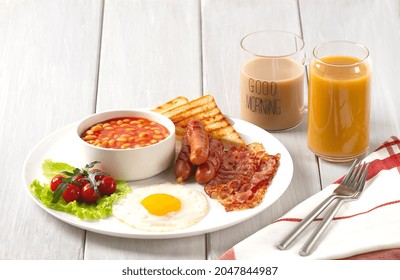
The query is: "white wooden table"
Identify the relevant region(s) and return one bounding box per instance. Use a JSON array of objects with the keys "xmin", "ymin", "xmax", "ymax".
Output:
[{"xmin": 1, "ymin": 0, "xmax": 399, "ymax": 260}]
